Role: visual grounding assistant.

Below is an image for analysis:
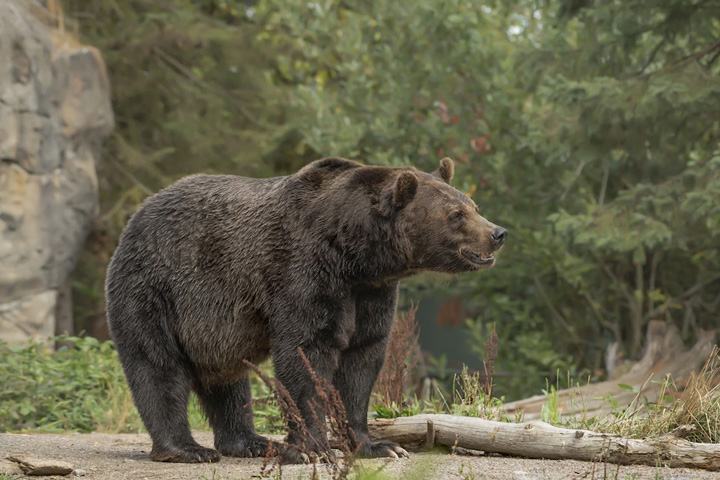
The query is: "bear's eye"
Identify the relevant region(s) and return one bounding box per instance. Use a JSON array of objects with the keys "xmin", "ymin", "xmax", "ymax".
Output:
[{"xmin": 448, "ymin": 210, "xmax": 465, "ymax": 223}]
